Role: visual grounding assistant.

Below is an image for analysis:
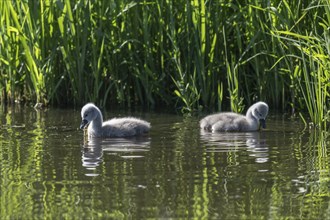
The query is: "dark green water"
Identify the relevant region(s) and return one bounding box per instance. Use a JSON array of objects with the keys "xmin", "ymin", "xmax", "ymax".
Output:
[{"xmin": 1, "ymin": 105, "xmax": 330, "ymax": 219}]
